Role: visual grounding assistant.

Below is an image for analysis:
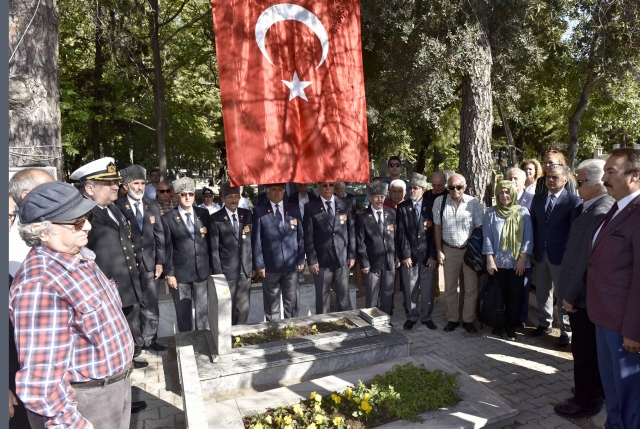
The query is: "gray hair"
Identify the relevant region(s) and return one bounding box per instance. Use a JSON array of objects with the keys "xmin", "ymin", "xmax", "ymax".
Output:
[
  {"xmin": 577, "ymin": 159, "xmax": 606, "ymax": 192},
  {"xmin": 389, "ymin": 179, "xmax": 406, "ymax": 191},
  {"xmin": 334, "ymin": 182, "xmax": 346, "ymax": 189},
  {"xmin": 448, "ymin": 173, "xmax": 466, "ymax": 185},
  {"xmin": 18, "ymin": 220, "xmax": 52, "ymax": 247},
  {"xmin": 506, "ymin": 167, "xmax": 526, "ymax": 180},
  {"xmin": 9, "ymin": 168, "xmax": 55, "ymax": 207},
  {"xmin": 548, "ymin": 163, "xmax": 569, "ymax": 178}
]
